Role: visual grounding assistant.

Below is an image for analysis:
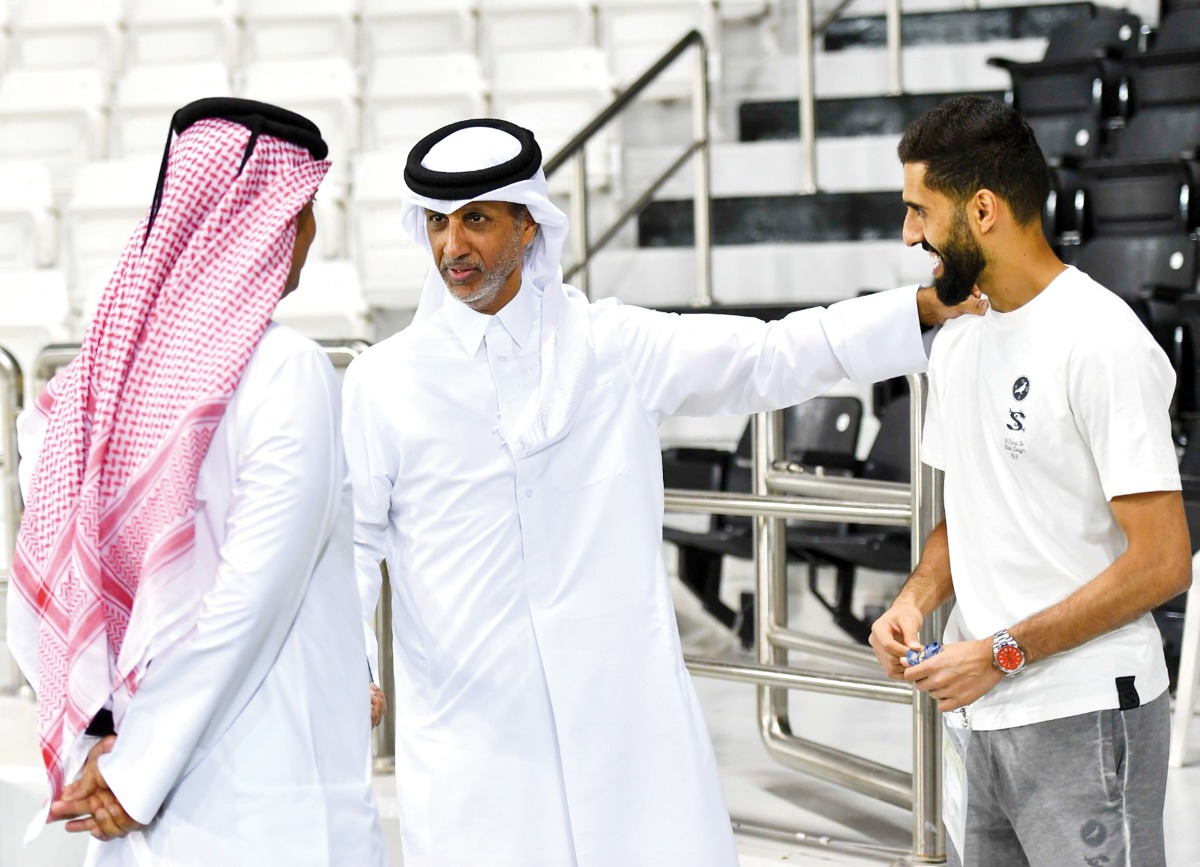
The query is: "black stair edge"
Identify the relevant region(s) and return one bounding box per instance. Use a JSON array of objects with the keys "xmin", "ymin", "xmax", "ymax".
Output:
[
  {"xmin": 822, "ymin": 1, "xmax": 1095, "ymax": 51},
  {"xmin": 637, "ymin": 191, "xmax": 905, "ymax": 247},
  {"xmin": 739, "ymin": 90, "xmax": 1008, "ymax": 142}
]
